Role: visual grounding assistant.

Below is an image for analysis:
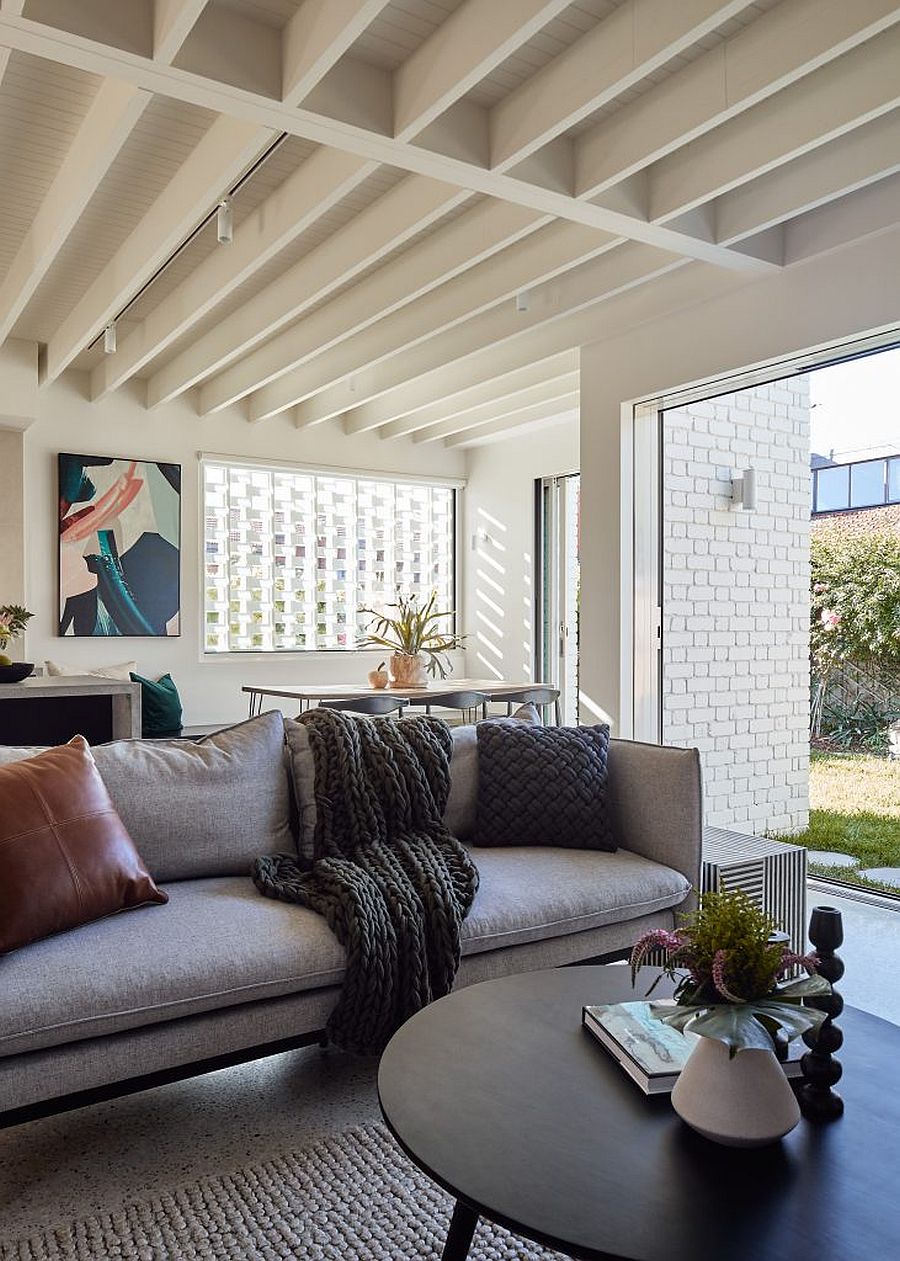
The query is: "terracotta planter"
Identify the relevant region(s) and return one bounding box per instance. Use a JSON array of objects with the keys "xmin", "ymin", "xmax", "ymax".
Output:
[
  {"xmin": 389, "ymin": 653, "xmax": 428, "ymax": 688},
  {"xmin": 671, "ymin": 1035, "xmax": 800, "ymax": 1147}
]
